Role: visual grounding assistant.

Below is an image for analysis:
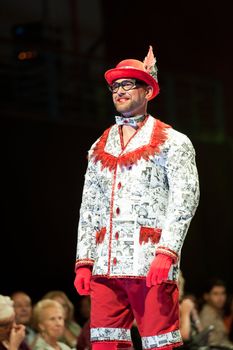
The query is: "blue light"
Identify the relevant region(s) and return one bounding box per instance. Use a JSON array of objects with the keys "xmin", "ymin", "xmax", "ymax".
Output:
[{"xmin": 15, "ymin": 26, "xmax": 26, "ymax": 36}]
